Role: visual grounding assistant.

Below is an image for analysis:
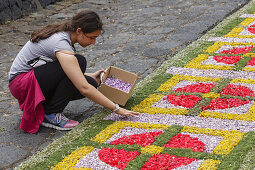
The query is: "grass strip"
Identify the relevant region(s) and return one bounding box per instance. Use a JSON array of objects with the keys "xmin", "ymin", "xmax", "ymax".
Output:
[
  {"xmin": 187, "ymin": 98, "xmax": 211, "ymax": 116},
  {"xmin": 217, "ymin": 132, "xmax": 255, "ymax": 169},
  {"xmin": 214, "ymin": 17, "xmax": 245, "ymax": 37},
  {"xmin": 173, "ymin": 41, "xmax": 215, "ymax": 68},
  {"xmin": 162, "ymin": 148, "xmax": 224, "ymax": 160},
  {"xmin": 152, "ymin": 125, "xmax": 183, "ymax": 146},
  {"xmin": 160, "ymin": 91, "xmax": 203, "ymax": 96},
  {"xmin": 210, "ymin": 78, "xmax": 232, "ymax": 93},
  {"xmin": 232, "ymin": 56, "xmax": 252, "ymax": 71},
  {"xmin": 220, "ymin": 94, "xmax": 255, "ymax": 101},
  {"xmin": 239, "ymin": 146, "xmax": 255, "ymax": 170},
  {"xmin": 125, "ymin": 154, "xmax": 152, "ymax": 170}
]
